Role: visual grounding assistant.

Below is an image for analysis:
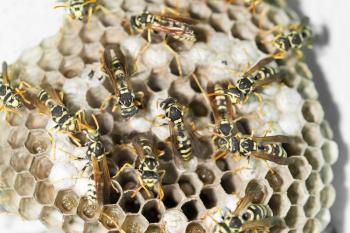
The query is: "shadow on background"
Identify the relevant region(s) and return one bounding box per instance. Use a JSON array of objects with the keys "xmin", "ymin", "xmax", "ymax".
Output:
[{"xmin": 286, "ymin": 0, "xmax": 348, "ymax": 233}]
